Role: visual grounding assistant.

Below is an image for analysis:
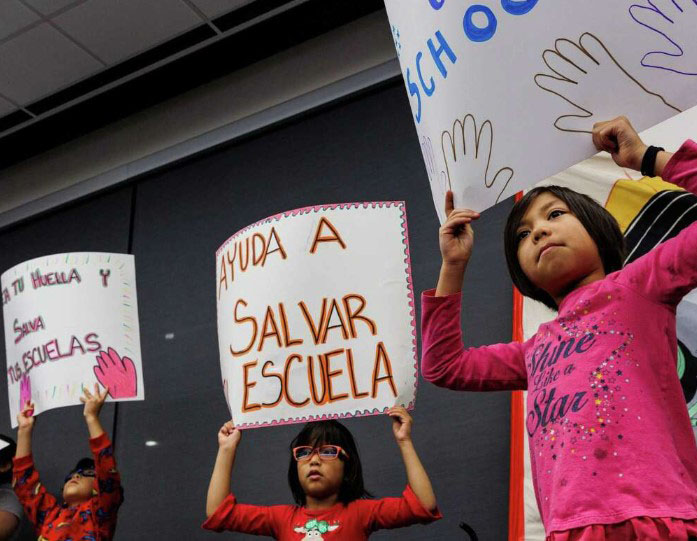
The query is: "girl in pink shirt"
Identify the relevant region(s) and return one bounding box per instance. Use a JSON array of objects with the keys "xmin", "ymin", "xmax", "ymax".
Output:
[{"xmin": 421, "ymin": 116, "xmax": 697, "ymax": 540}]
